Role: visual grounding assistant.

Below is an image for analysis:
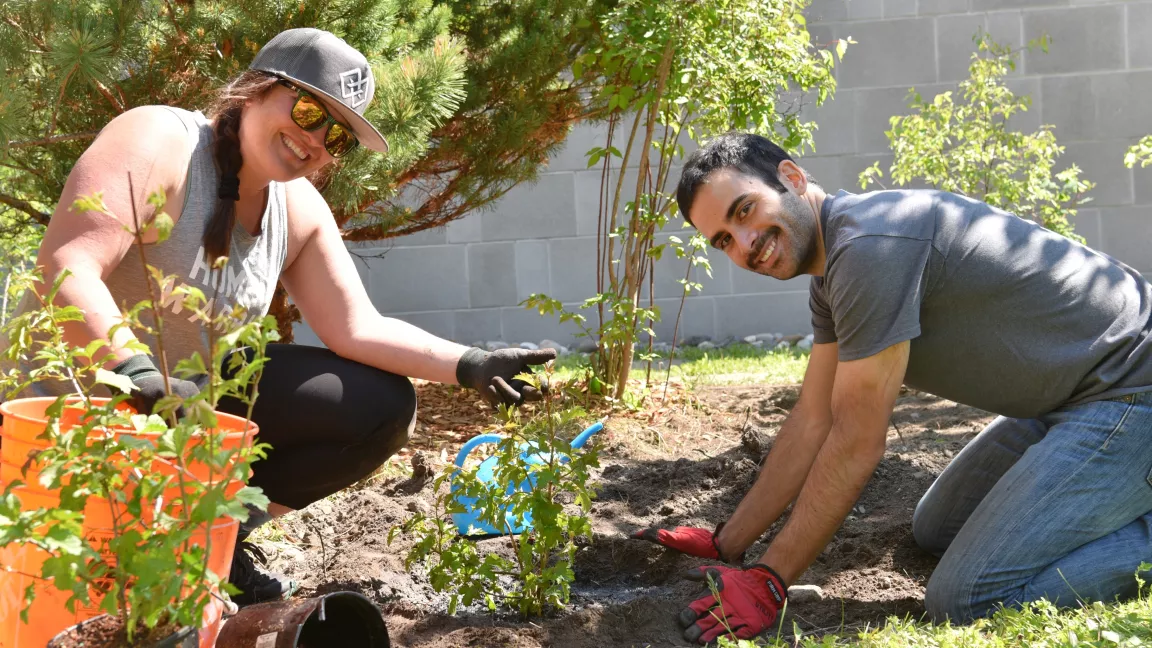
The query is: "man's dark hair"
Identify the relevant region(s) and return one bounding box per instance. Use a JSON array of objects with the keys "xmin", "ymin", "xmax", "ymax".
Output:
[{"xmin": 676, "ymin": 132, "xmax": 800, "ymax": 227}]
